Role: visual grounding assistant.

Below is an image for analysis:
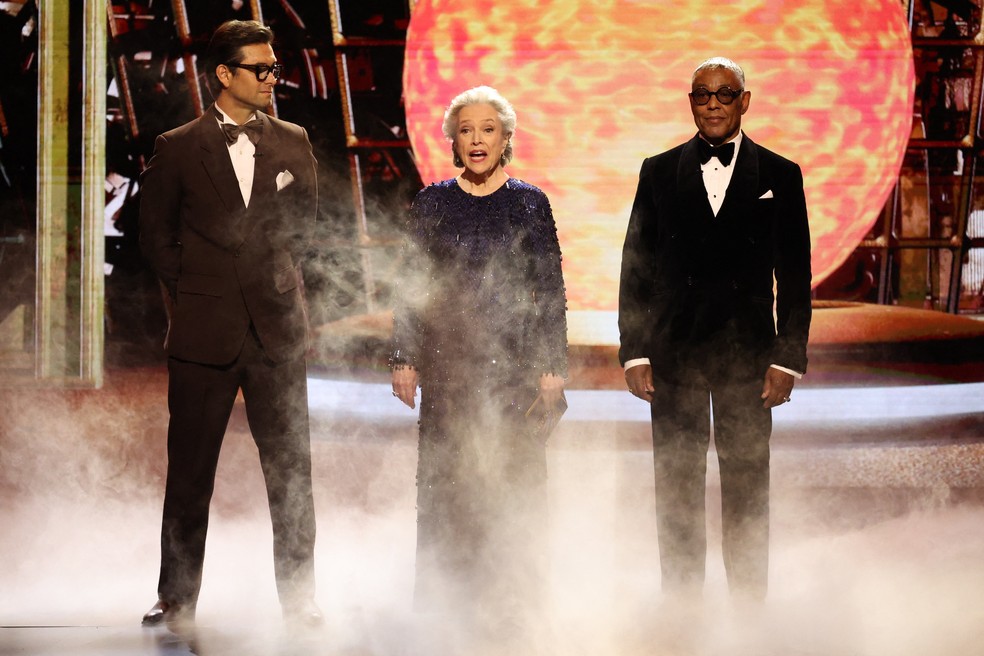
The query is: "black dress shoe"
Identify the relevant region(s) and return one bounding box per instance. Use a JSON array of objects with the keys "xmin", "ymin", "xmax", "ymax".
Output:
[
  {"xmin": 142, "ymin": 600, "xmax": 169, "ymax": 626},
  {"xmin": 141, "ymin": 599, "xmax": 195, "ymax": 628},
  {"xmin": 283, "ymin": 598, "xmax": 324, "ymax": 628}
]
